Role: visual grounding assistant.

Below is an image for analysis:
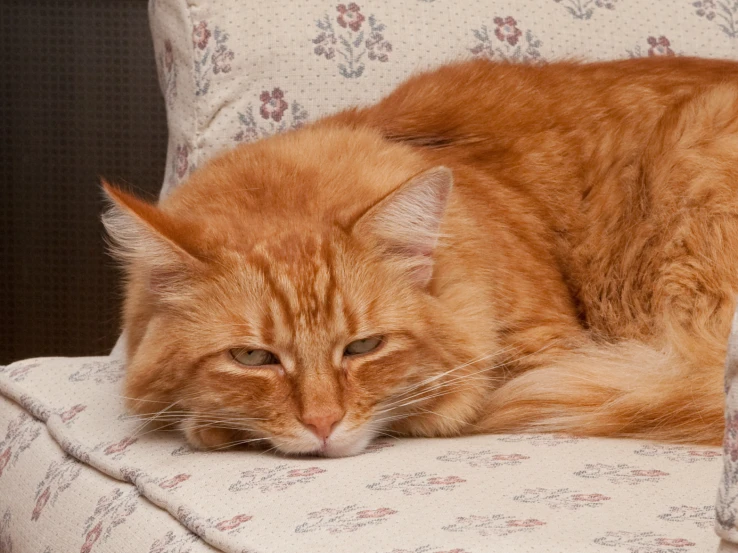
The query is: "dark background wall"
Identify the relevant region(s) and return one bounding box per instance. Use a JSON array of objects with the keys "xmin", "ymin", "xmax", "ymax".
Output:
[{"xmin": 1, "ymin": 1, "xmax": 168, "ymax": 363}]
